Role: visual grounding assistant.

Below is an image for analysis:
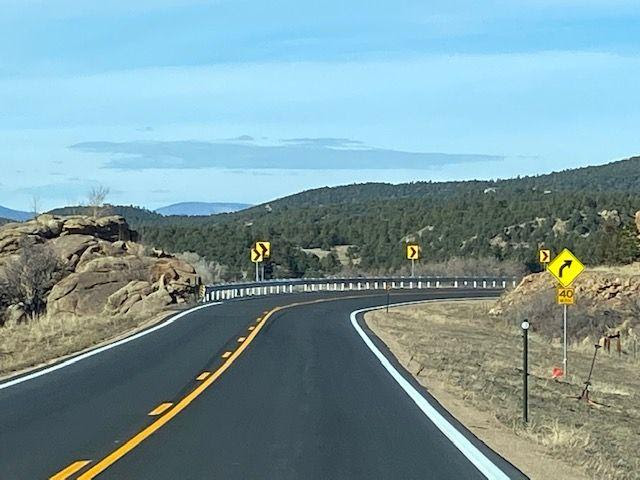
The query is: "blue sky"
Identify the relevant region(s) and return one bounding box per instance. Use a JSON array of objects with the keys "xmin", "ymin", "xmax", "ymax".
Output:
[{"xmin": 1, "ymin": 0, "xmax": 639, "ymax": 210}]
